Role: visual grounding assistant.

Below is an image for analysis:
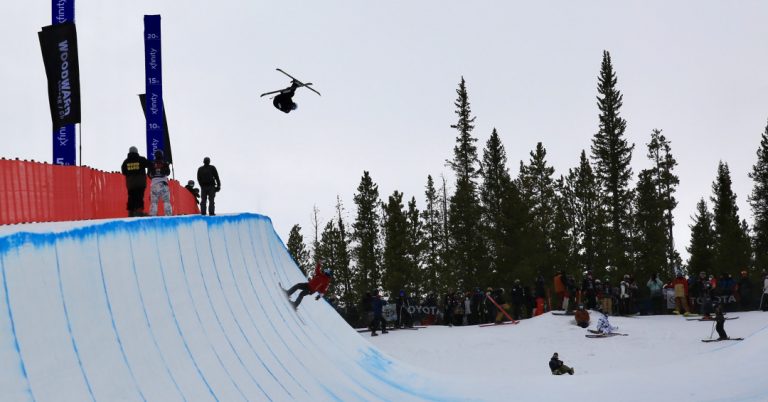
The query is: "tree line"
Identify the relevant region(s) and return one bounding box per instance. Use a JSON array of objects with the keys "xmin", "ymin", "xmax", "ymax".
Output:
[{"xmin": 285, "ymin": 50, "xmax": 768, "ymax": 312}]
